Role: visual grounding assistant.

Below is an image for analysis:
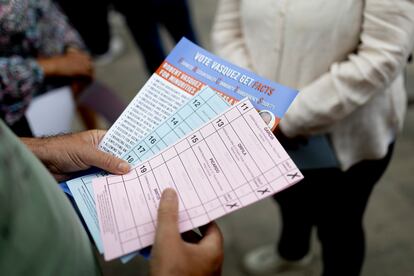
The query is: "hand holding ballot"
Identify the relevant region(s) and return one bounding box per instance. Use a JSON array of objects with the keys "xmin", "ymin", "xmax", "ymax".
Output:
[
  {"xmin": 150, "ymin": 189, "xmax": 223, "ymax": 276},
  {"xmin": 0, "ymin": 36, "xmax": 303, "ymax": 275},
  {"xmin": 65, "ymin": 38, "xmax": 302, "ymax": 261},
  {"xmin": 21, "ymin": 130, "xmax": 130, "ymax": 181},
  {"xmin": 93, "ymin": 98, "xmax": 303, "ymax": 260}
]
